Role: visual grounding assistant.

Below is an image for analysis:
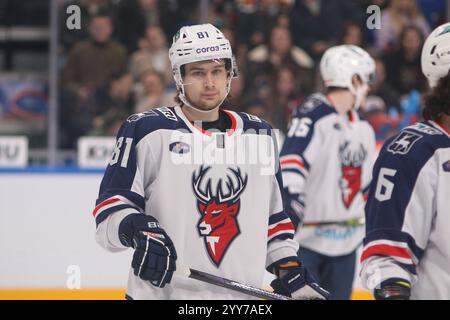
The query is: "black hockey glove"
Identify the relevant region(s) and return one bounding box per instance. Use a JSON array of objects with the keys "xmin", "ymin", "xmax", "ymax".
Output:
[
  {"xmin": 270, "ymin": 260, "xmax": 330, "ymax": 300},
  {"xmin": 119, "ymin": 214, "xmax": 177, "ymax": 288},
  {"xmin": 282, "ymin": 188, "xmax": 305, "ymax": 229},
  {"xmin": 374, "ymin": 279, "xmax": 411, "ymax": 300}
]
